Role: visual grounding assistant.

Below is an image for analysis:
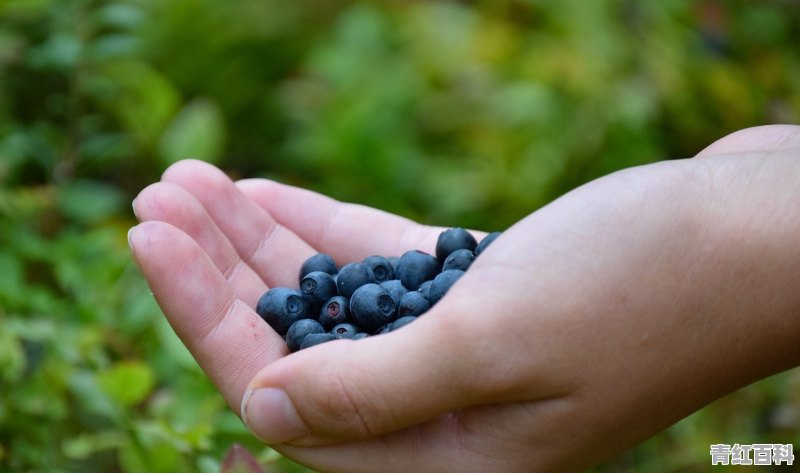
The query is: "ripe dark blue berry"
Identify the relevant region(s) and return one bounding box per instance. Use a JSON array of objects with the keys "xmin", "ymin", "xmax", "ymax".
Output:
[
  {"xmin": 257, "ymin": 226, "xmax": 503, "ymax": 352},
  {"xmin": 300, "ymin": 271, "xmax": 338, "ymax": 306},
  {"xmin": 286, "ymin": 319, "xmax": 325, "ymax": 352},
  {"xmin": 391, "ymin": 315, "xmax": 417, "ymax": 331},
  {"xmin": 397, "ymin": 291, "xmax": 431, "ymax": 317},
  {"xmin": 350, "ymin": 283, "xmax": 397, "ymax": 332},
  {"xmin": 442, "ymin": 249, "xmax": 474, "ymax": 272},
  {"xmin": 374, "ymin": 323, "xmax": 392, "ymax": 335},
  {"xmin": 397, "ymin": 250, "xmax": 439, "ymax": 291},
  {"xmin": 256, "ymin": 287, "xmax": 307, "ymax": 335},
  {"xmin": 429, "ymin": 269, "xmax": 465, "ymax": 304},
  {"xmin": 388, "ymin": 256, "xmax": 400, "ymax": 275},
  {"xmin": 336, "ymin": 262, "xmax": 376, "ymax": 298},
  {"xmin": 319, "ymin": 295, "xmax": 350, "ymax": 330},
  {"xmin": 299, "ymin": 253, "xmax": 337, "ymax": 281},
  {"xmin": 362, "ymin": 255, "xmax": 395, "ymax": 283},
  {"xmin": 435, "ymin": 227, "xmax": 477, "ymax": 261},
  {"xmin": 331, "ymin": 323, "xmax": 360, "ymax": 339},
  {"xmin": 417, "ymin": 280, "xmax": 433, "ymax": 302},
  {"xmin": 474, "ymin": 231, "xmax": 501, "ymax": 257},
  {"xmin": 380, "ymin": 279, "xmax": 408, "ymax": 308},
  {"xmin": 300, "ymin": 332, "xmax": 337, "ymax": 350}
]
